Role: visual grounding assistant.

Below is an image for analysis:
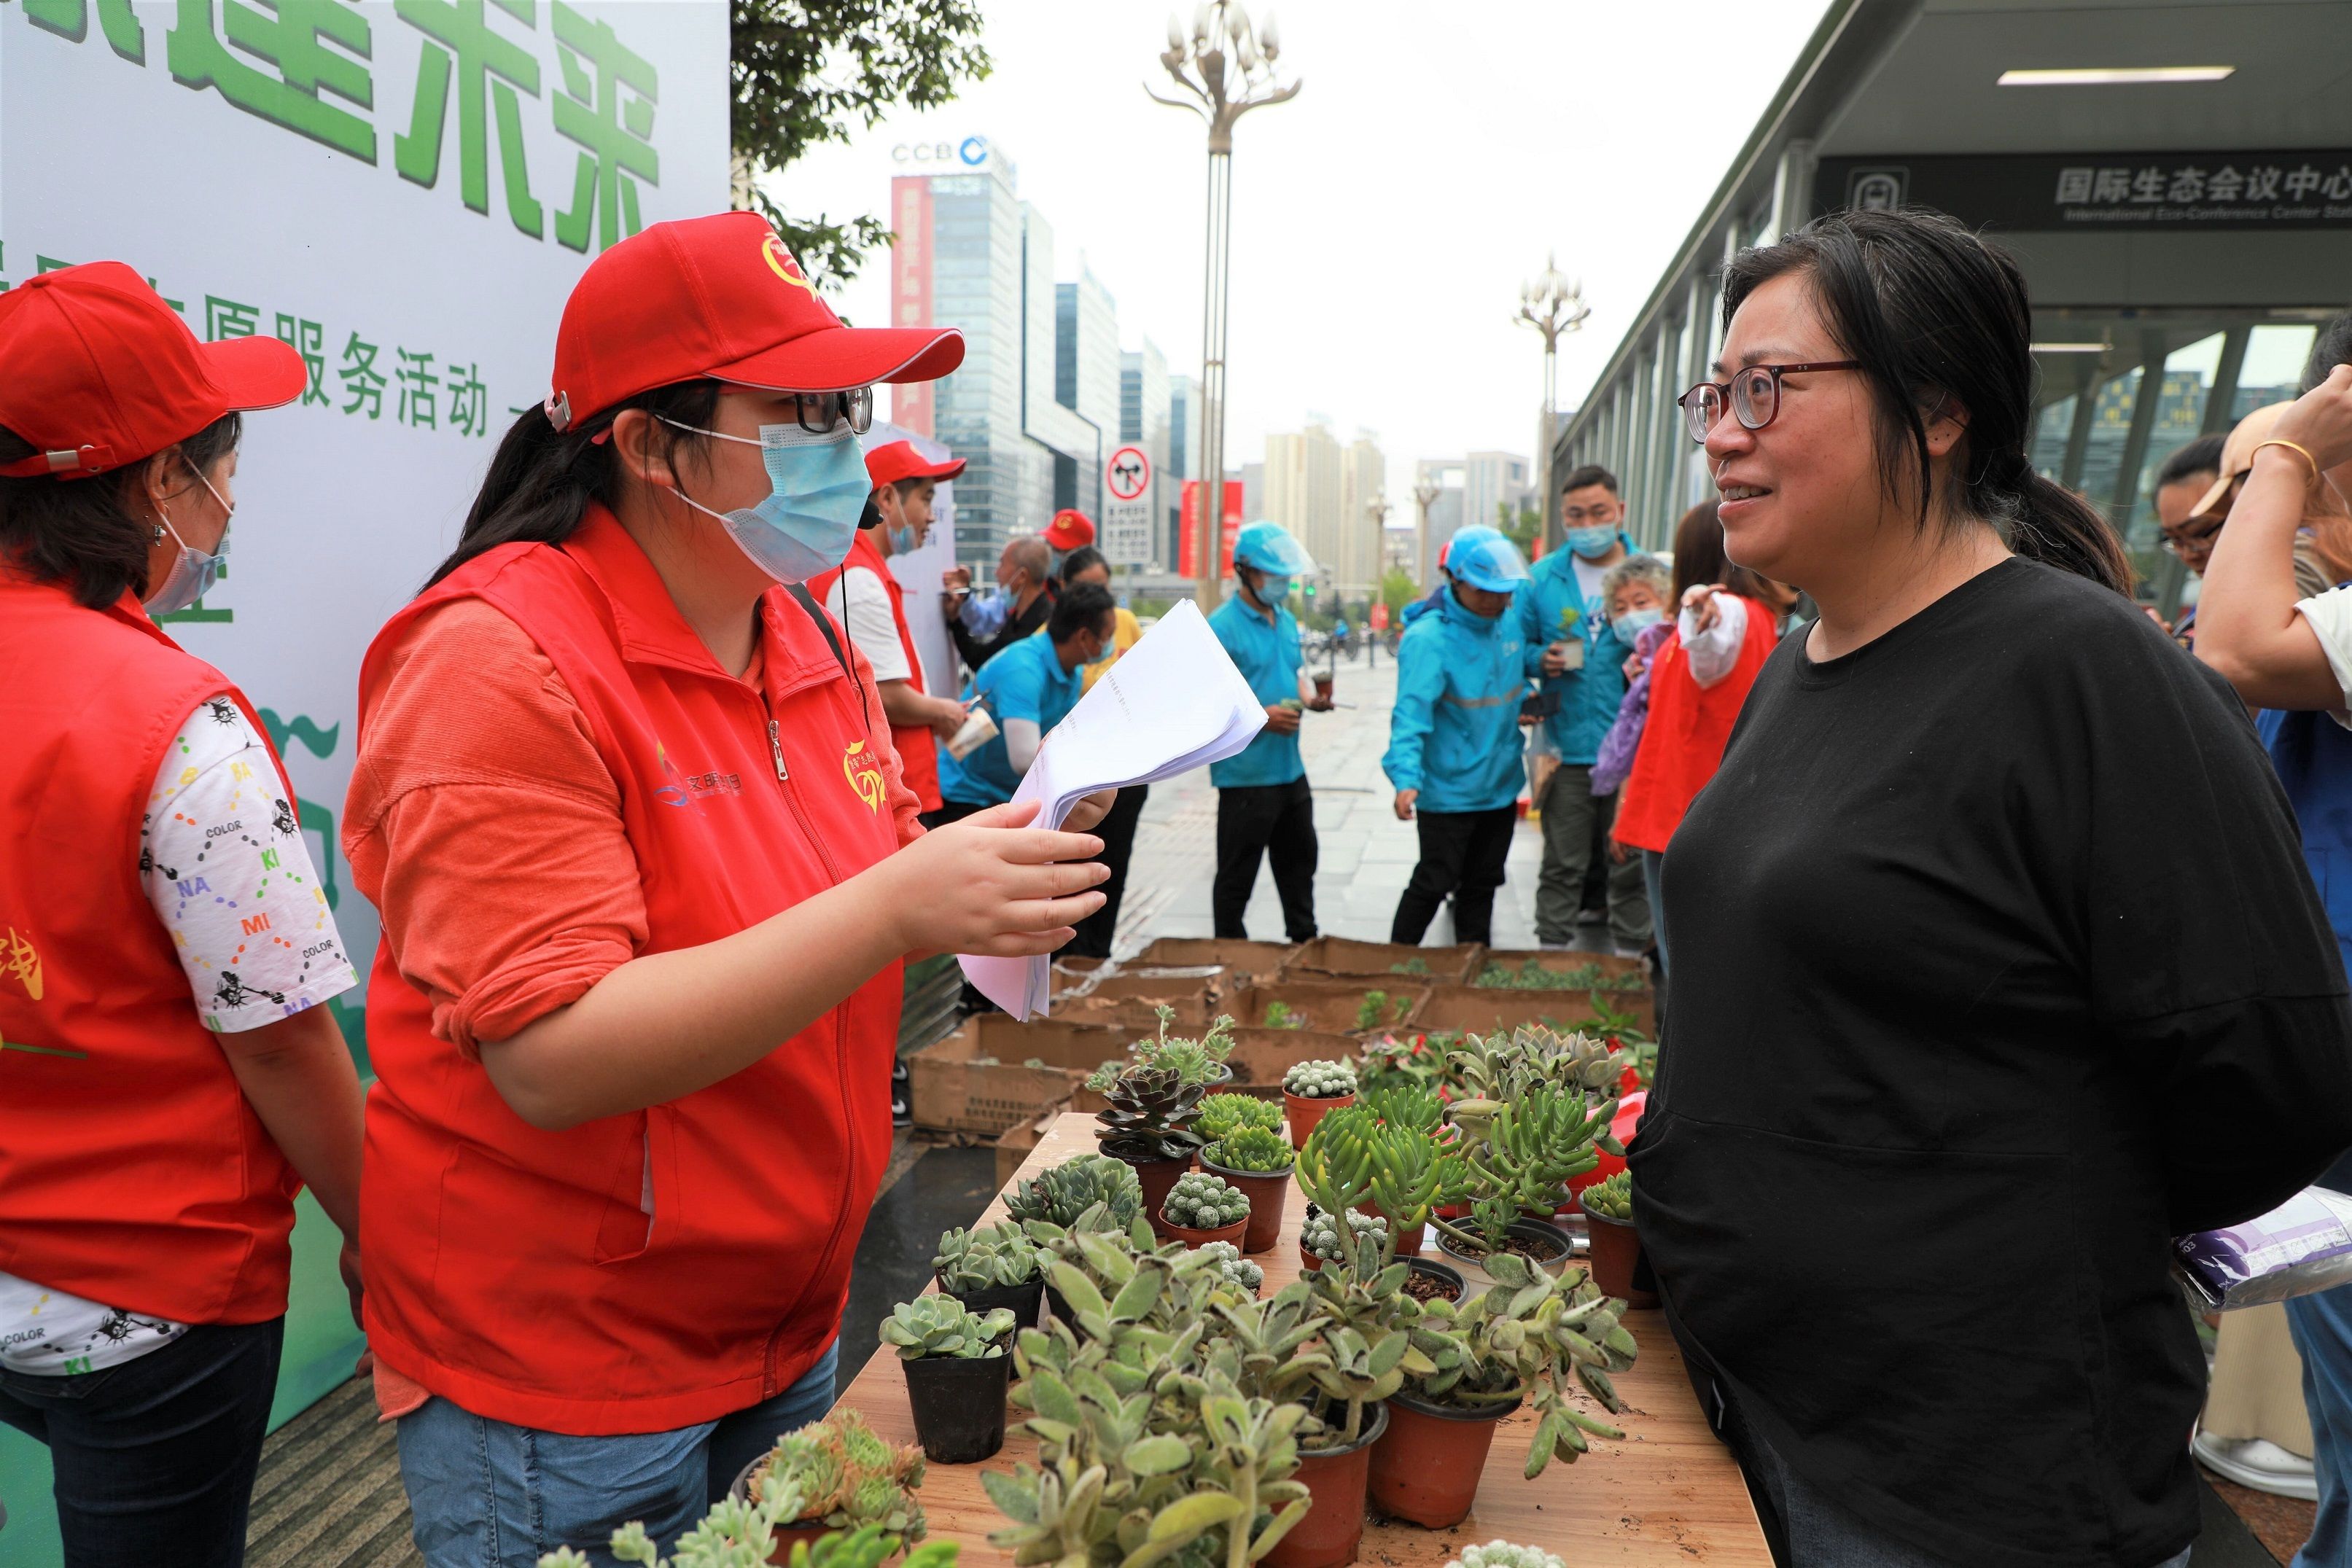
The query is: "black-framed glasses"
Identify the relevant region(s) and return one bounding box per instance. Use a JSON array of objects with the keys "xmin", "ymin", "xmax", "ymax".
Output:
[
  {"xmin": 786, "ymin": 386, "xmax": 874, "ymax": 434},
  {"xmin": 2160, "ymin": 515, "xmax": 2224, "ymax": 558},
  {"xmin": 1676, "ymin": 361, "xmax": 1865, "ymax": 443}
]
